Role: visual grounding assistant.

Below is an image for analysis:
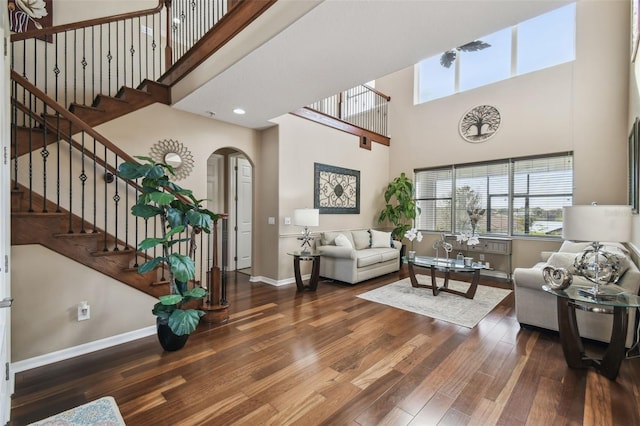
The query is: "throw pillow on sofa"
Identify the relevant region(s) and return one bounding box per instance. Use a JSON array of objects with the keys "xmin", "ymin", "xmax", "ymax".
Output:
[
  {"xmin": 370, "ymin": 229, "xmax": 393, "ymax": 248},
  {"xmin": 334, "ymin": 233, "xmax": 353, "ymax": 249},
  {"xmin": 351, "ymin": 230, "xmax": 371, "ymax": 250}
]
